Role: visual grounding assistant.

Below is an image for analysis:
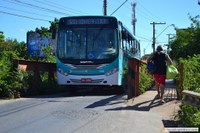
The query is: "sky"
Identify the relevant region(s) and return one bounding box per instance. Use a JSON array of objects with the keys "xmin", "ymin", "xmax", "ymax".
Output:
[{"xmin": 0, "ymin": 0, "xmax": 200, "ymax": 55}]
